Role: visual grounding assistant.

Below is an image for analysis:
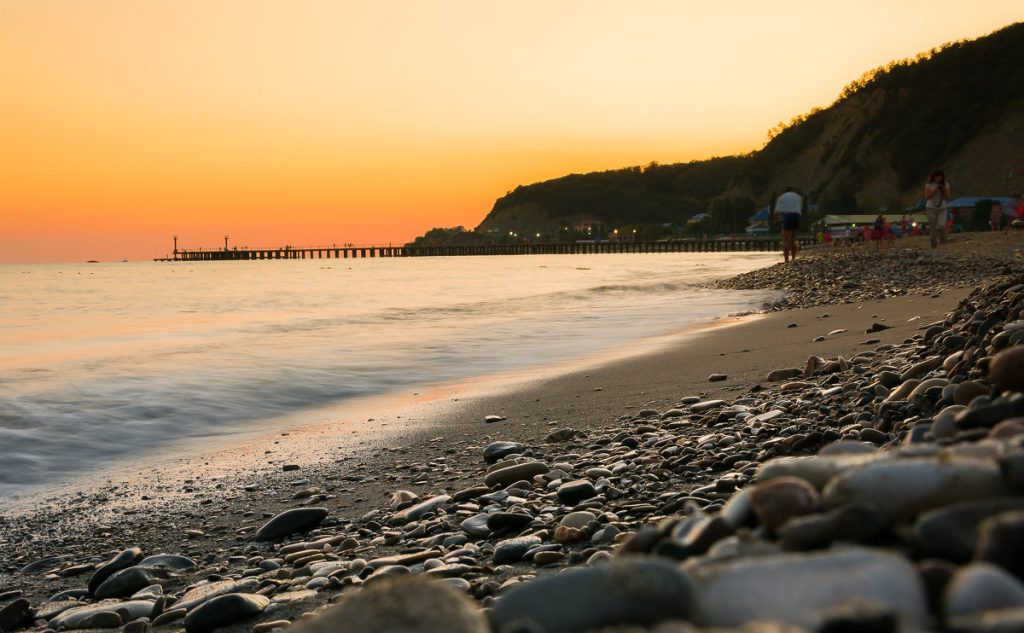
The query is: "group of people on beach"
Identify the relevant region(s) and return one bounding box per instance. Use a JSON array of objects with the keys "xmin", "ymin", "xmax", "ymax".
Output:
[{"xmin": 774, "ymin": 168, "xmax": 1024, "ymax": 261}]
